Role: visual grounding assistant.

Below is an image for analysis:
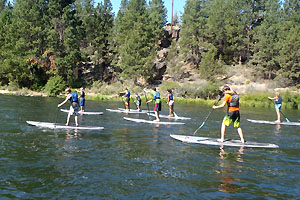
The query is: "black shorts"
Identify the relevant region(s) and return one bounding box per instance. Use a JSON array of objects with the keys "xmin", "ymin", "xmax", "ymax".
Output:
[{"xmin": 154, "ymin": 102, "xmax": 161, "ymax": 112}]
